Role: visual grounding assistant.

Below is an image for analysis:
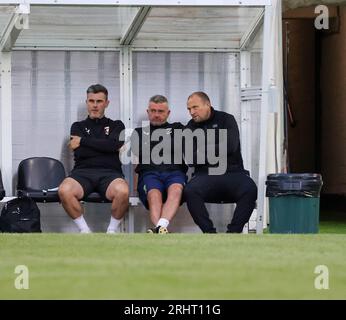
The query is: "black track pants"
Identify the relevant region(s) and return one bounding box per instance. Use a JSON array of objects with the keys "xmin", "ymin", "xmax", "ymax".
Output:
[{"xmin": 183, "ymin": 172, "xmax": 257, "ymax": 233}]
